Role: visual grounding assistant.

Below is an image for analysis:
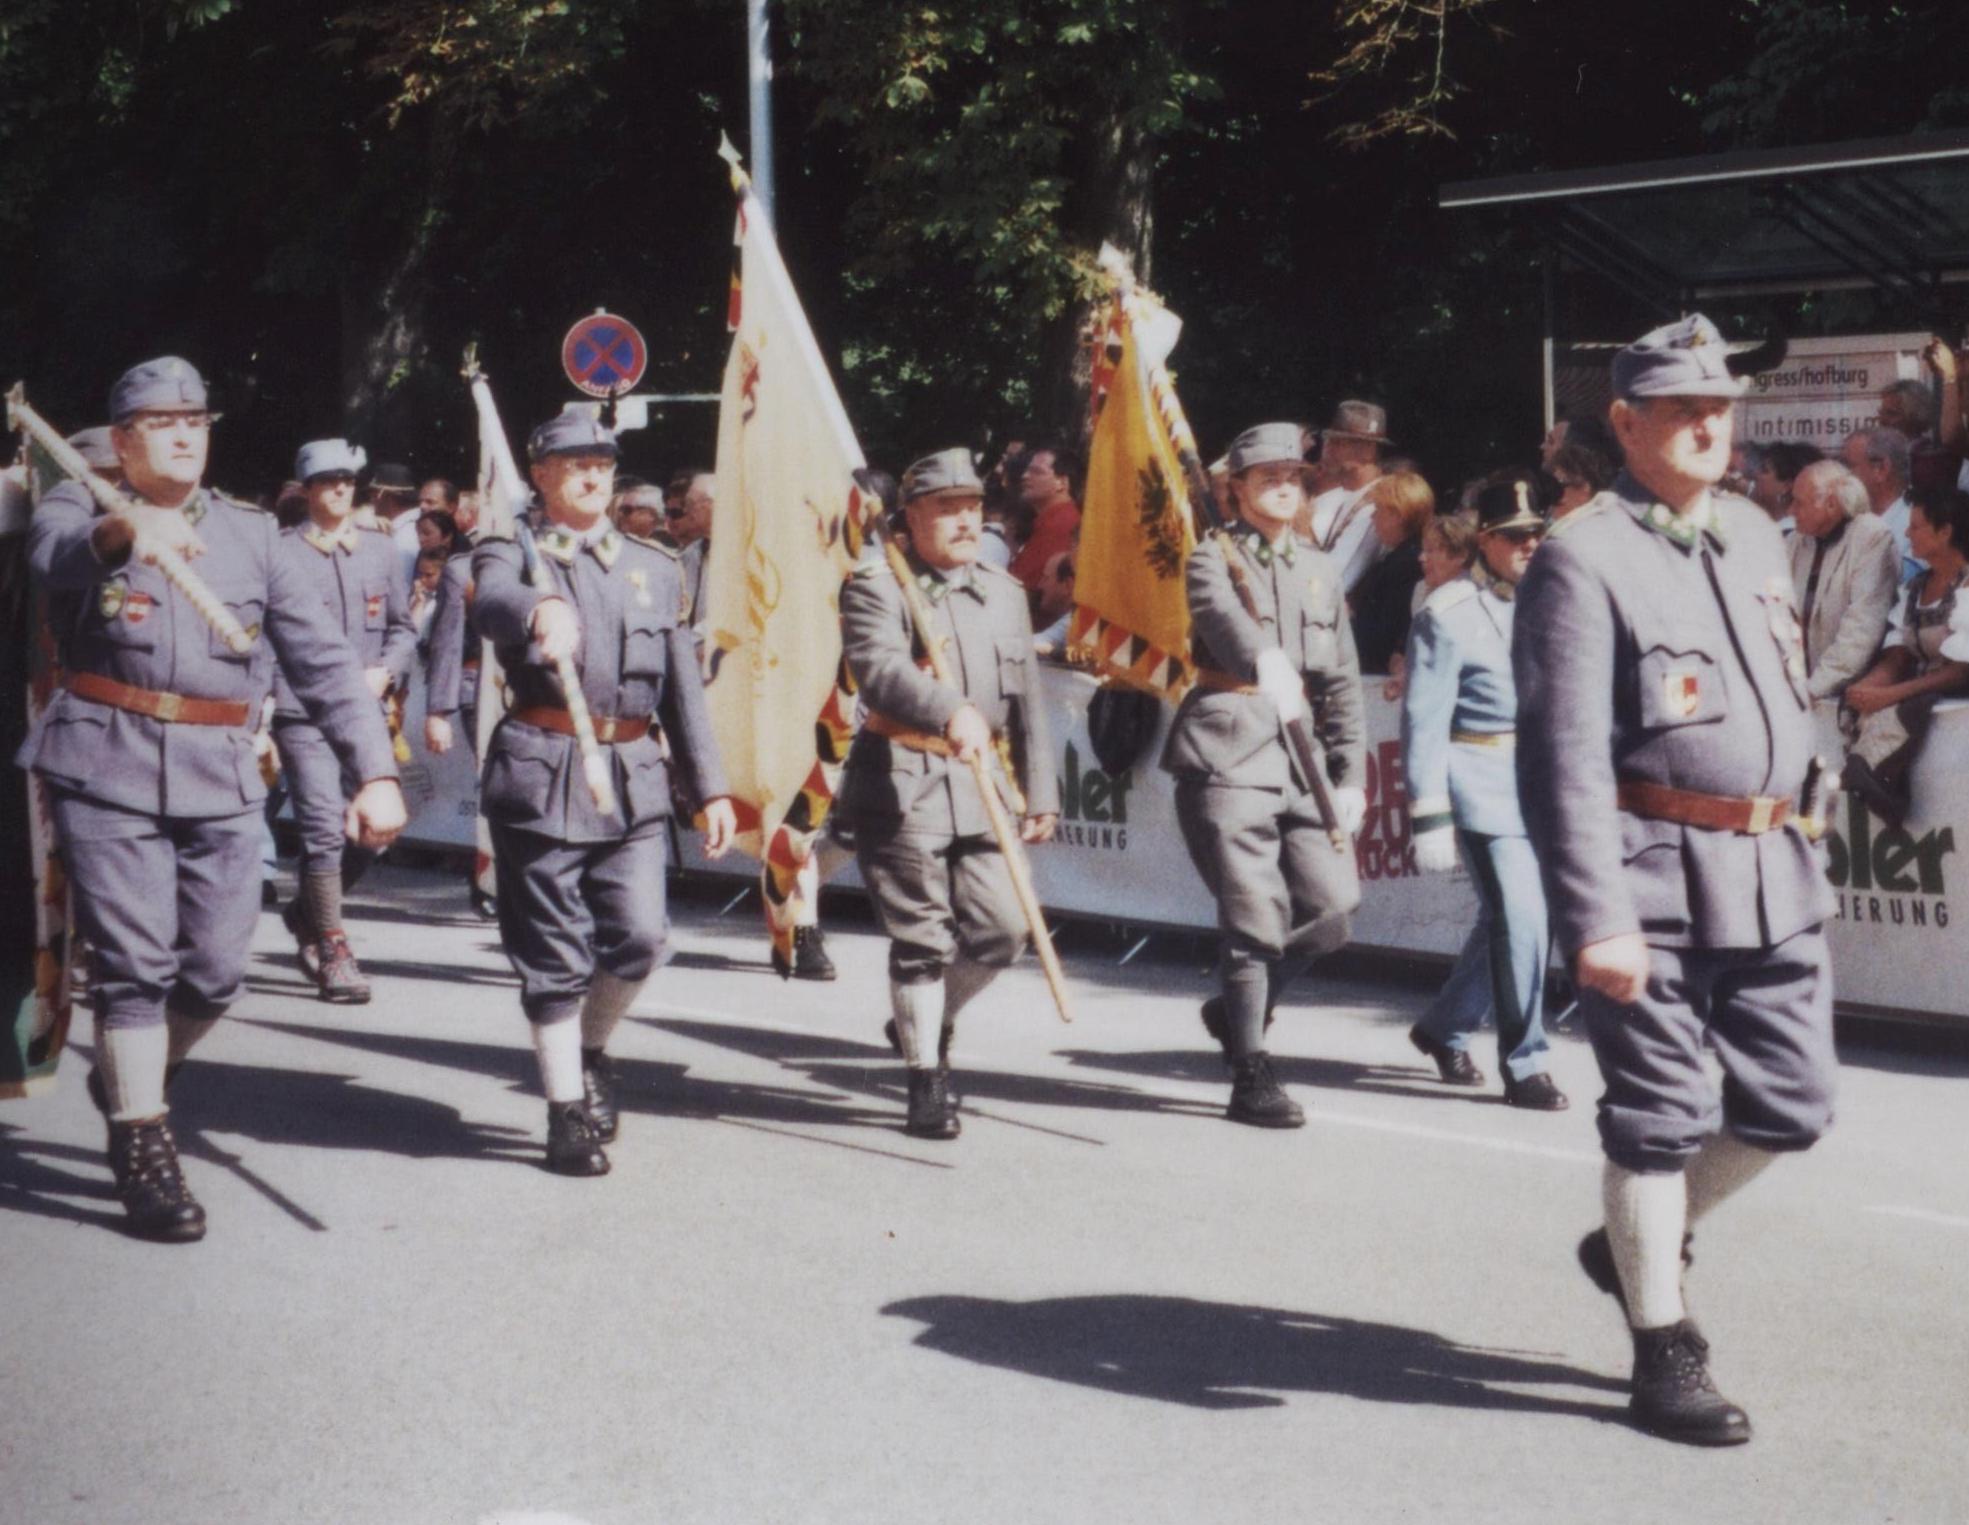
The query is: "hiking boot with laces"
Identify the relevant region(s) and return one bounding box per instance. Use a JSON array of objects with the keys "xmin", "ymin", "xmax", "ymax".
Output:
[
  {"xmin": 1629, "ymin": 1319, "xmax": 1751, "ymax": 1446},
  {"xmin": 792, "ymin": 925, "xmax": 837, "ymax": 982},
  {"xmin": 314, "ymin": 933, "xmax": 371, "ymax": 1004},
  {"xmin": 581, "ymin": 1048, "xmax": 618, "ymax": 1143},
  {"xmin": 546, "ymin": 1099, "xmax": 610, "ymax": 1177},
  {"xmin": 904, "ymin": 1068, "xmax": 960, "ymax": 1140},
  {"xmin": 1227, "ymin": 1053, "xmax": 1305, "ymax": 1129},
  {"xmin": 107, "ymin": 1116, "xmax": 206, "ymax": 1242}
]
